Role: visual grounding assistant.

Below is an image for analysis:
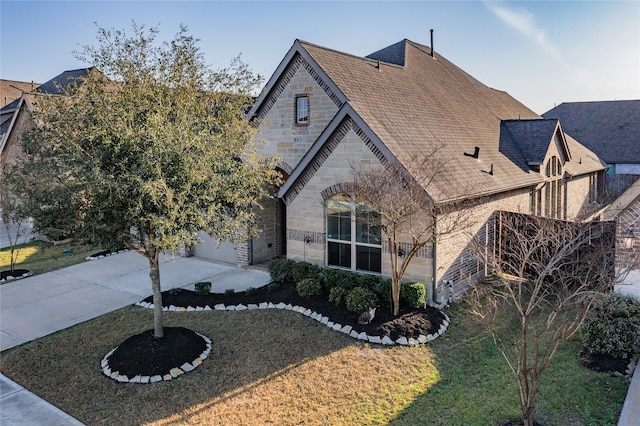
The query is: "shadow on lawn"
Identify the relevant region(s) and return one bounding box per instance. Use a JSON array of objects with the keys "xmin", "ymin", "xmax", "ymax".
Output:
[{"xmin": 0, "ymin": 306, "xmax": 355, "ymax": 425}]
